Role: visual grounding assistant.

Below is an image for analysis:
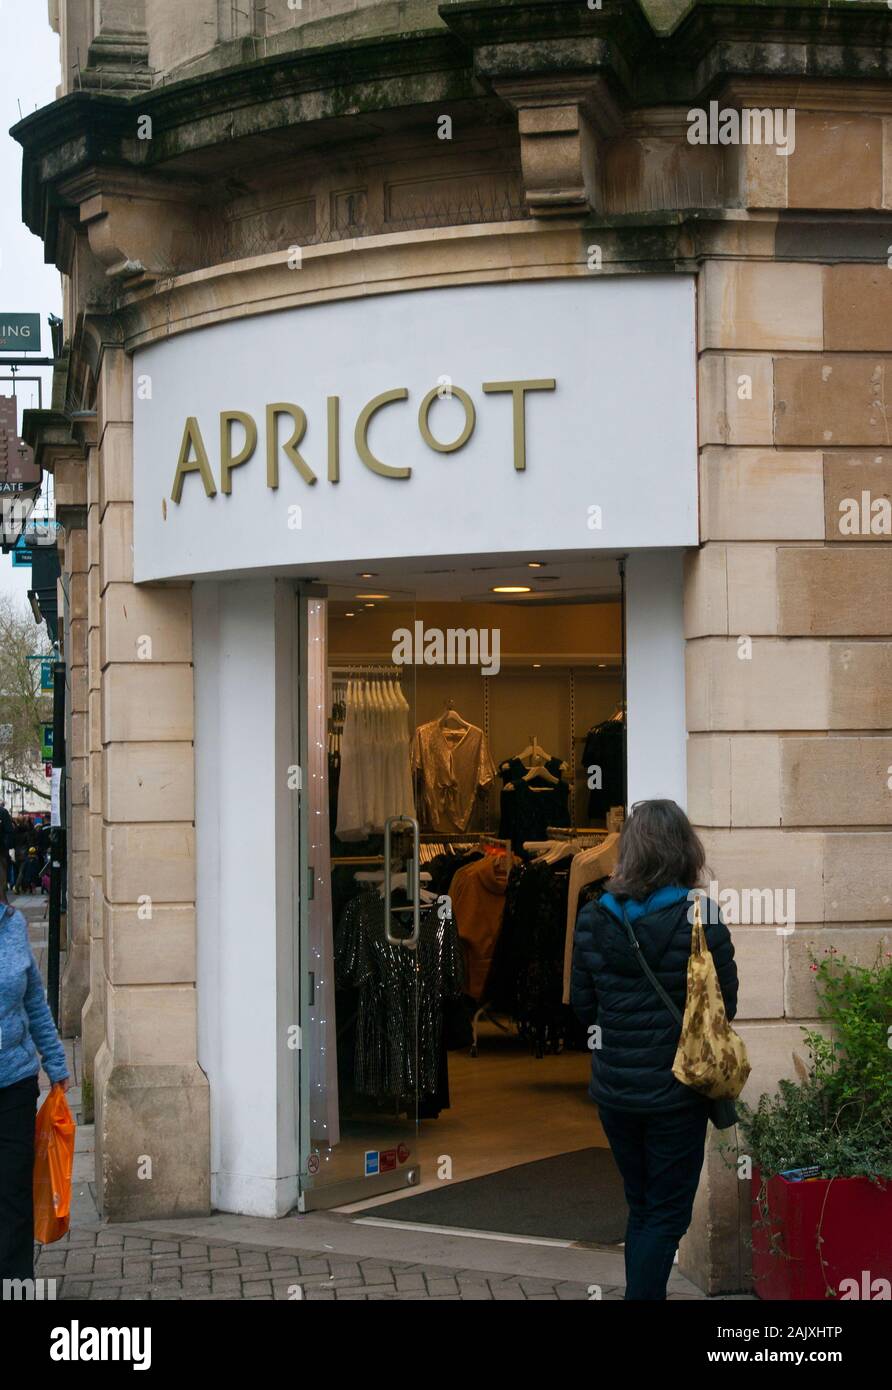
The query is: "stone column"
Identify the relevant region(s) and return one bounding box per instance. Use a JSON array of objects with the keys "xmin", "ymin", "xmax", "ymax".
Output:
[
  {"xmin": 53, "ymin": 450, "xmax": 90, "ymax": 1038},
  {"xmin": 84, "ymin": 0, "xmax": 150, "ymax": 90},
  {"xmin": 91, "ymin": 345, "xmax": 209, "ymax": 1219}
]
